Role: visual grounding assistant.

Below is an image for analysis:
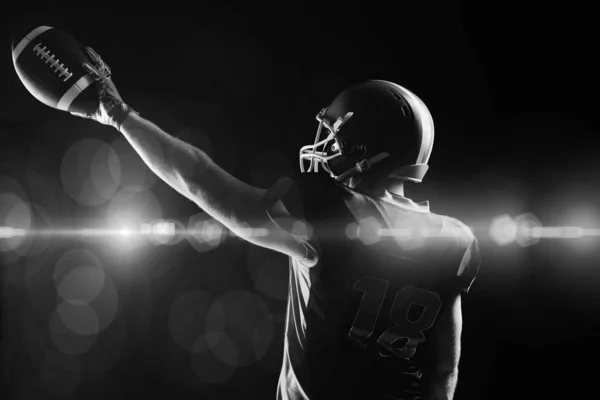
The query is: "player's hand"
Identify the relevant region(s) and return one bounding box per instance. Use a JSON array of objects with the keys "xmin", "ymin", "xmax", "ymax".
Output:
[{"xmin": 70, "ymin": 47, "xmax": 136, "ymax": 131}]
